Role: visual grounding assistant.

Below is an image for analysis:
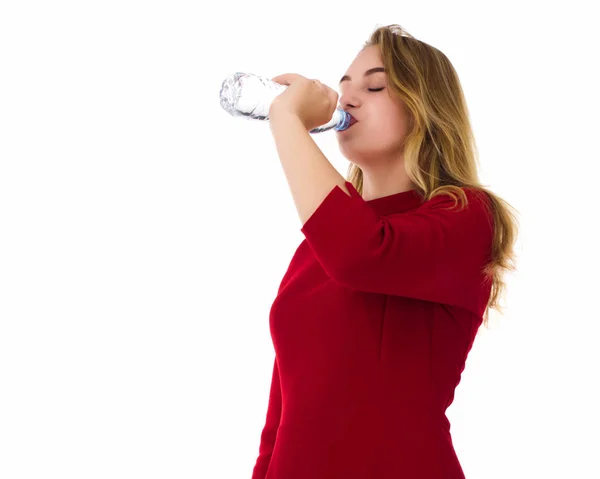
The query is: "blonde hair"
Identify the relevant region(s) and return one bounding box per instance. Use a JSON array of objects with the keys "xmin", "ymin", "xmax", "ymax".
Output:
[{"xmin": 346, "ymin": 24, "xmax": 520, "ymax": 328}]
